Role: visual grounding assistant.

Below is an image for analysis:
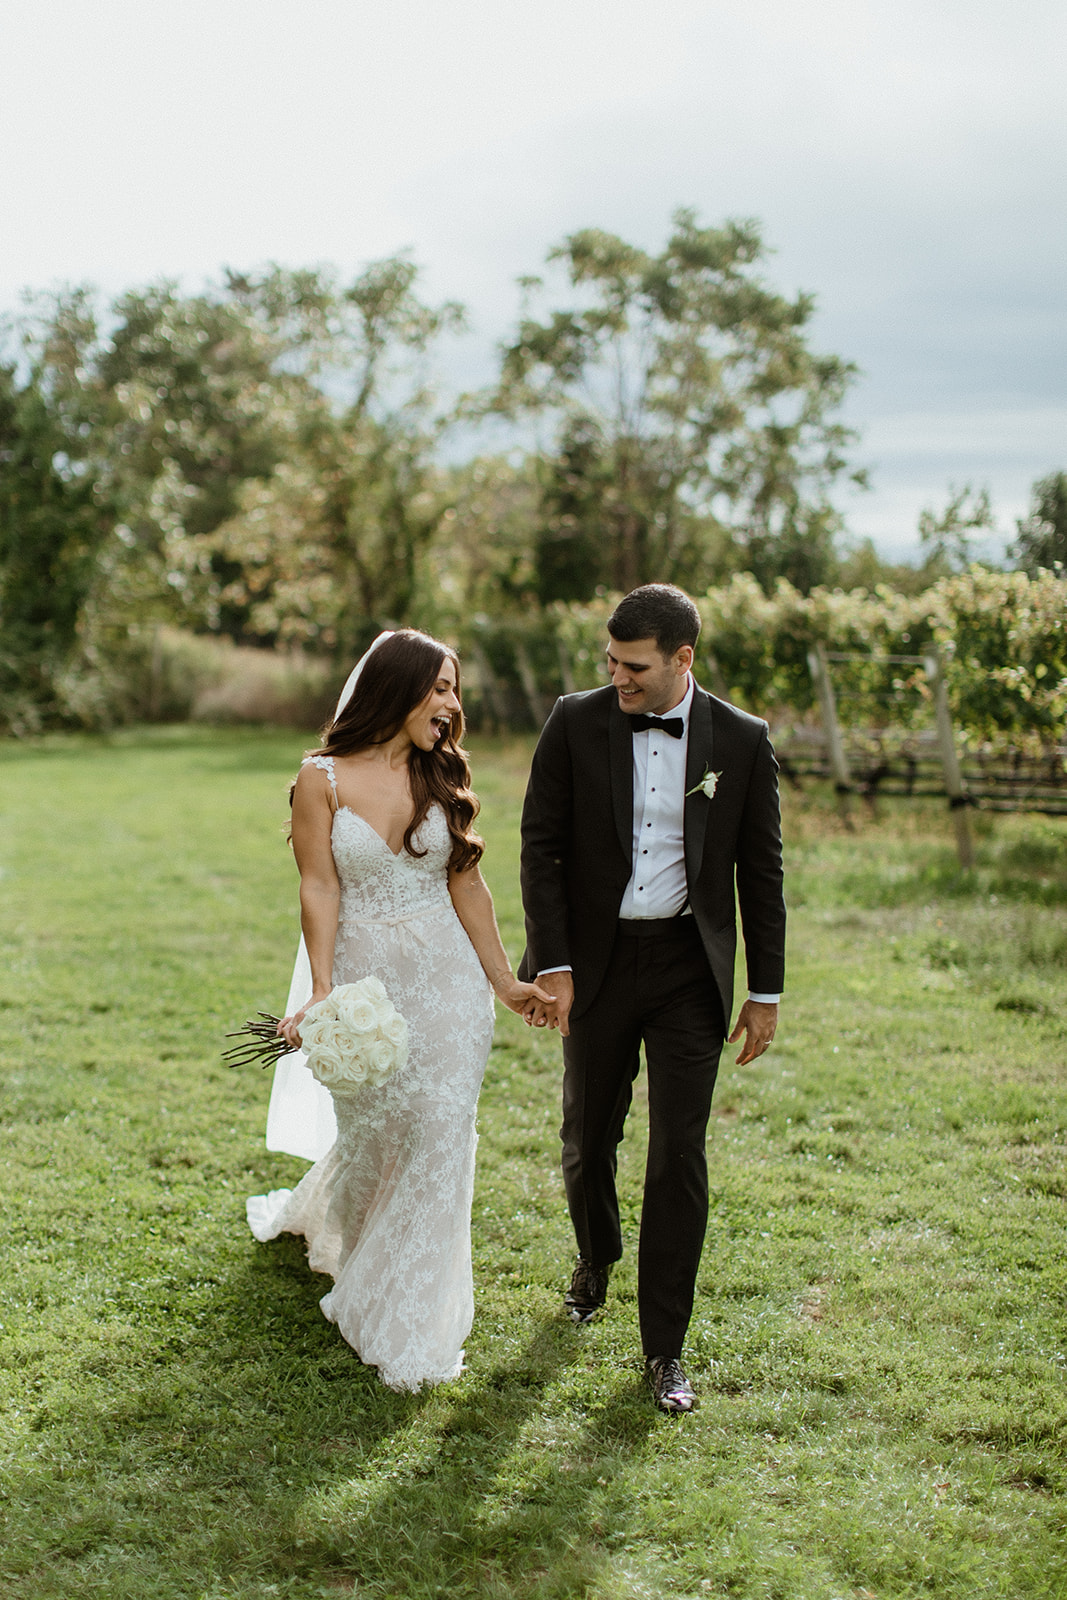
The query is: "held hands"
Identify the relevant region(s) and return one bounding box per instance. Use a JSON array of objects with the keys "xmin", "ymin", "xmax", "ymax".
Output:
[
  {"xmin": 728, "ymin": 999, "xmax": 778, "ymax": 1065},
  {"xmin": 492, "ymin": 974, "xmax": 556, "ymax": 1020},
  {"xmin": 520, "ymin": 970, "xmax": 574, "ymax": 1038}
]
